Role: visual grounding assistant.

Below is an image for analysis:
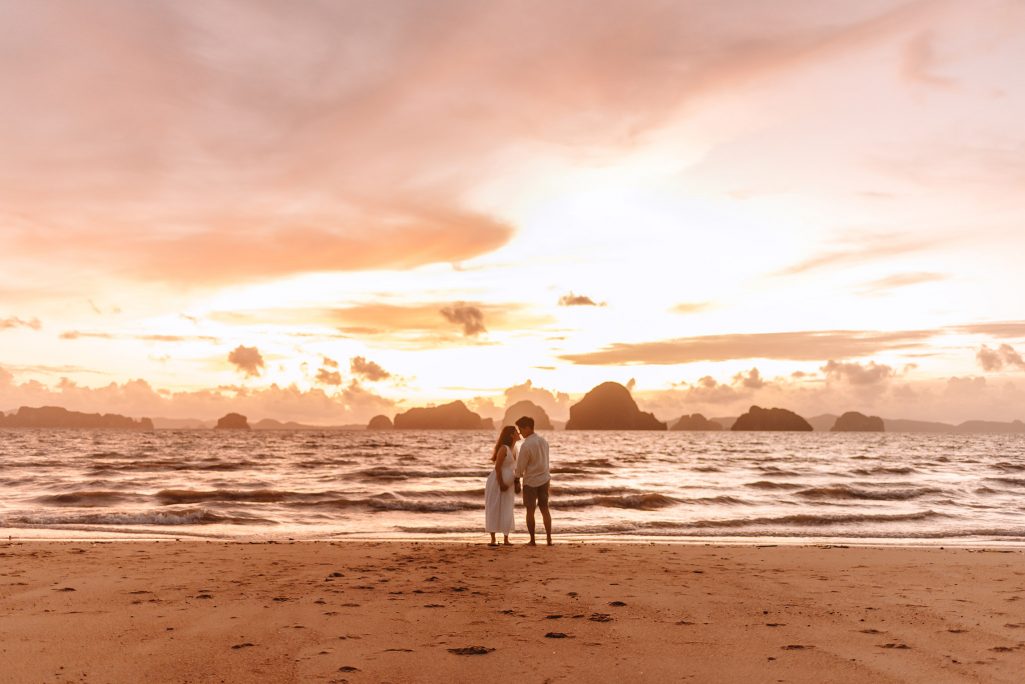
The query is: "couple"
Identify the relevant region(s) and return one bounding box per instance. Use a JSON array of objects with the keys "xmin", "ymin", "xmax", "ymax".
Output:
[{"xmin": 484, "ymin": 416, "xmax": 552, "ymax": 546}]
